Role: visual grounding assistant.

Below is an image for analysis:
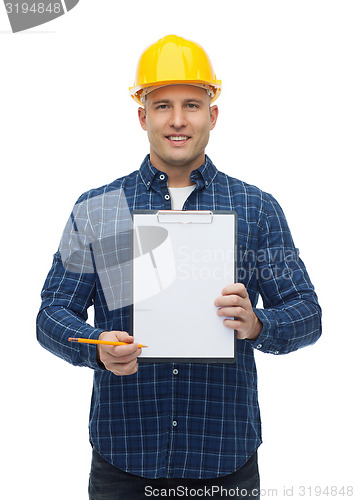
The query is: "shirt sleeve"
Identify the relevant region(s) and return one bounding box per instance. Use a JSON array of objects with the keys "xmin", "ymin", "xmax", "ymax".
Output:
[
  {"xmin": 36, "ymin": 252, "xmax": 104, "ymax": 369},
  {"xmin": 36, "ymin": 251, "xmax": 106, "ymax": 371},
  {"xmin": 249, "ymin": 193, "xmax": 322, "ymax": 355}
]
